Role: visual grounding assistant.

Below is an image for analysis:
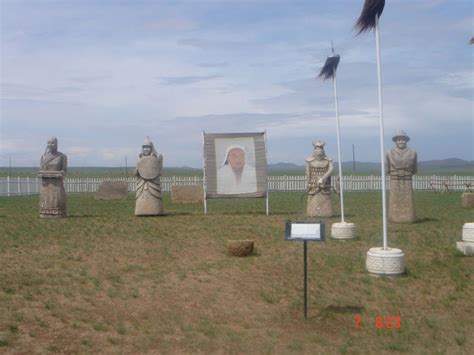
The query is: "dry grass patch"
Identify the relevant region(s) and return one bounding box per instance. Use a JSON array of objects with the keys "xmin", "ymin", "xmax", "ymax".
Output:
[{"xmin": 0, "ymin": 192, "xmax": 472, "ymax": 353}]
